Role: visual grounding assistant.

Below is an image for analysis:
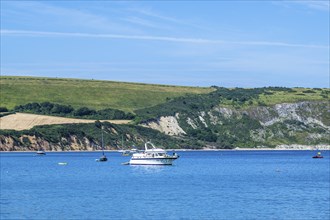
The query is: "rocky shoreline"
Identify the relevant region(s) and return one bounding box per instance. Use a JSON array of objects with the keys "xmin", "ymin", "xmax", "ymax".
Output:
[
  {"xmin": 275, "ymin": 144, "xmax": 329, "ymax": 150},
  {"xmin": 1, "ymin": 145, "xmax": 329, "ymax": 152}
]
